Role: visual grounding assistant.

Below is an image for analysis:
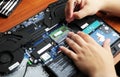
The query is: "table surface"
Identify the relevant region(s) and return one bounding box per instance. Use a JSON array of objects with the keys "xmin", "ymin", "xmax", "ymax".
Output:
[{"xmin": 0, "ymin": 0, "xmax": 120, "ymax": 64}]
